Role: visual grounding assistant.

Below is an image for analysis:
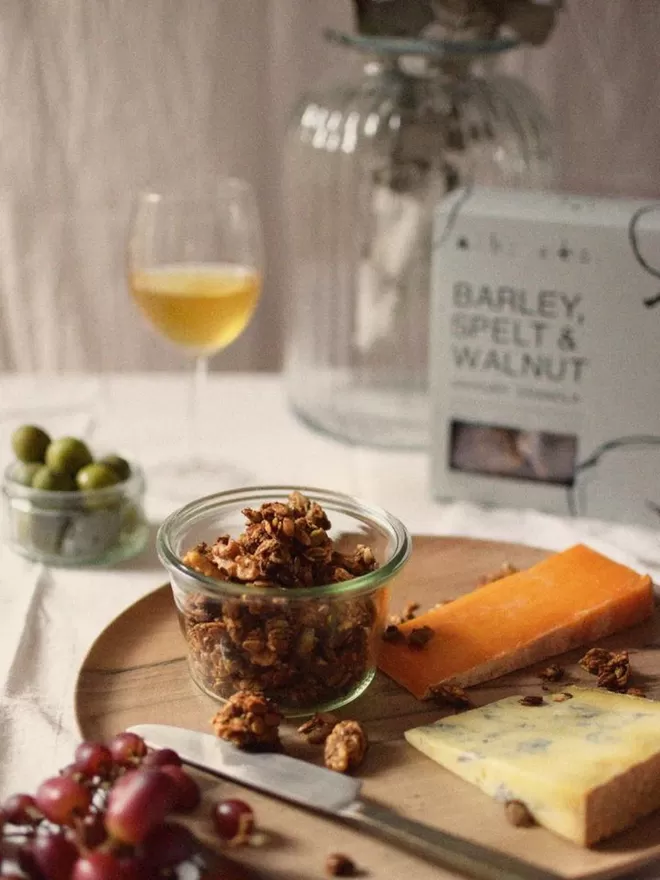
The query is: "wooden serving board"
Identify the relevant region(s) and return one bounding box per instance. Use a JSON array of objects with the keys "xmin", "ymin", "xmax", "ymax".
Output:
[{"xmin": 75, "ymin": 537, "xmax": 660, "ymax": 880}]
